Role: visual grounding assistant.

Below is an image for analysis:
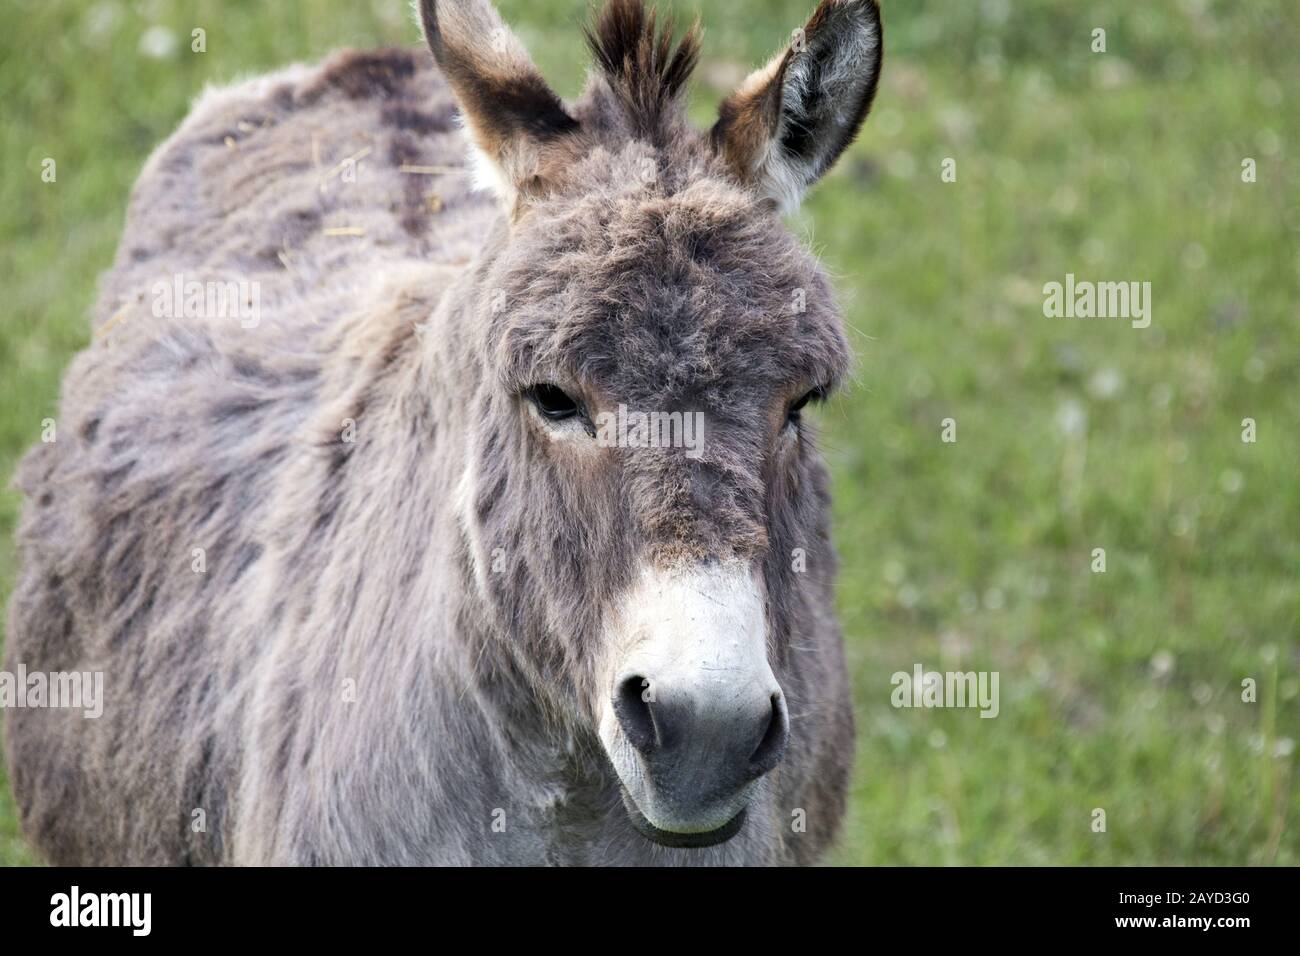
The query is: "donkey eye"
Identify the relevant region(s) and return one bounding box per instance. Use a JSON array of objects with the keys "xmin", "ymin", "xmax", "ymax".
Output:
[
  {"xmin": 526, "ymin": 383, "xmax": 580, "ymax": 421},
  {"xmin": 787, "ymin": 386, "xmax": 827, "ymax": 424}
]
